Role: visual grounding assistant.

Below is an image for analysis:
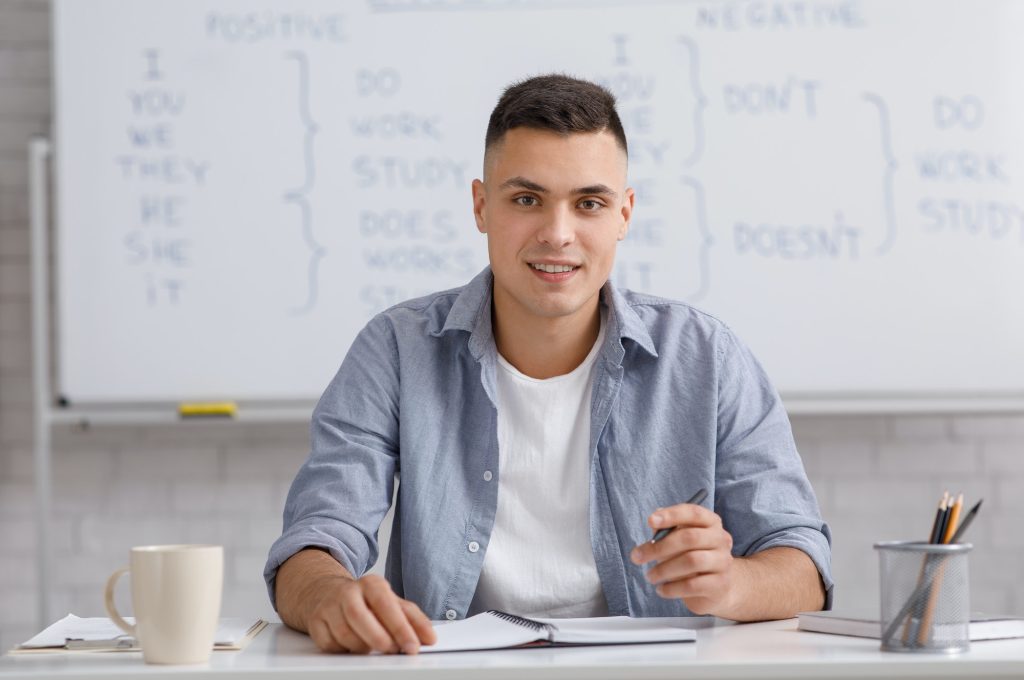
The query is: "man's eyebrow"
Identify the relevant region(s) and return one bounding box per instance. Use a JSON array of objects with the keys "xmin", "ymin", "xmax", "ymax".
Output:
[
  {"xmin": 574, "ymin": 184, "xmax": 618, "ymax": 198},
  {"xmin": 498, "ymin": 176, "xmax": 547, "ymax": 193},
  {"xmin": 498, "ymin": 177, "xmax": 618, "ymax": 199}
]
